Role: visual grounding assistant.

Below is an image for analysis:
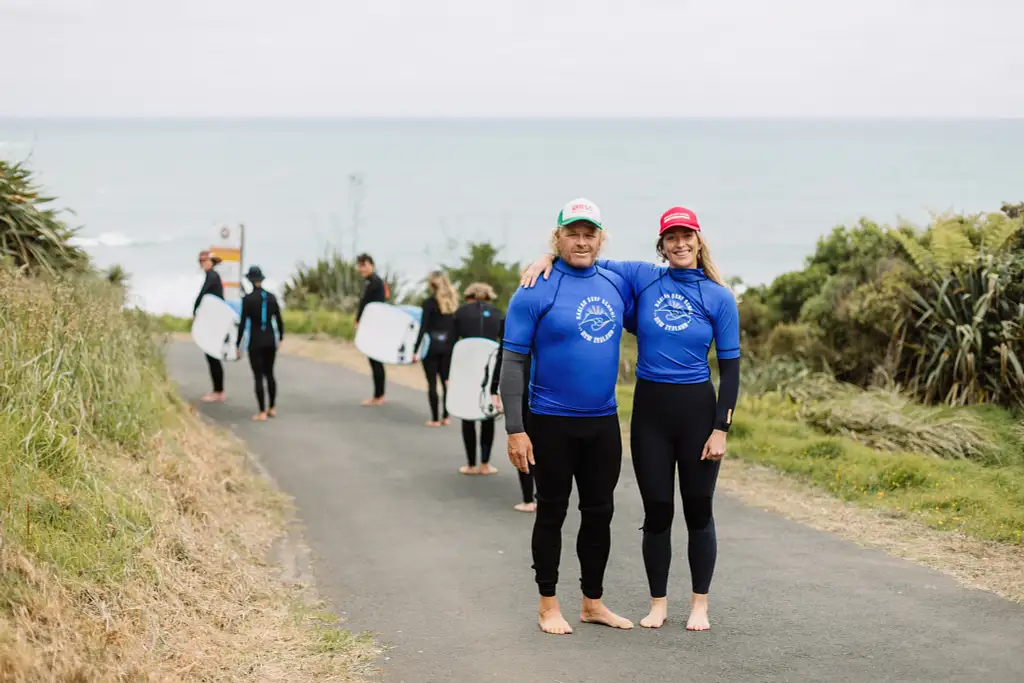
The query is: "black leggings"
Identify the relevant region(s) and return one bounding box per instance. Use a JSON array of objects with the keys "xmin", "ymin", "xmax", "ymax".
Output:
[
  {"xmin": 529, "ymin": 412, "xmax": 621, "ymax": 599},
  {"xmin": 631, "ymin": 378, "xmax": 720, "ymax": 596},
  {"xmin": 369, "ymin": 358, "xmax": 386, "ymax": 398},
  {"xmin": 422, "ymin": 349, "xmax": 452, "ymax": 422},
  {"xmin": 205, "ymin": 354, "xmax": 224, "ymax": 393},
  {"xmin": 461, "ymin": 419, "xmax": 495, "ymax": 466},
  {"xmin": 248, "ymin": 345, "xmax": 278, "ymax": 413}
]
